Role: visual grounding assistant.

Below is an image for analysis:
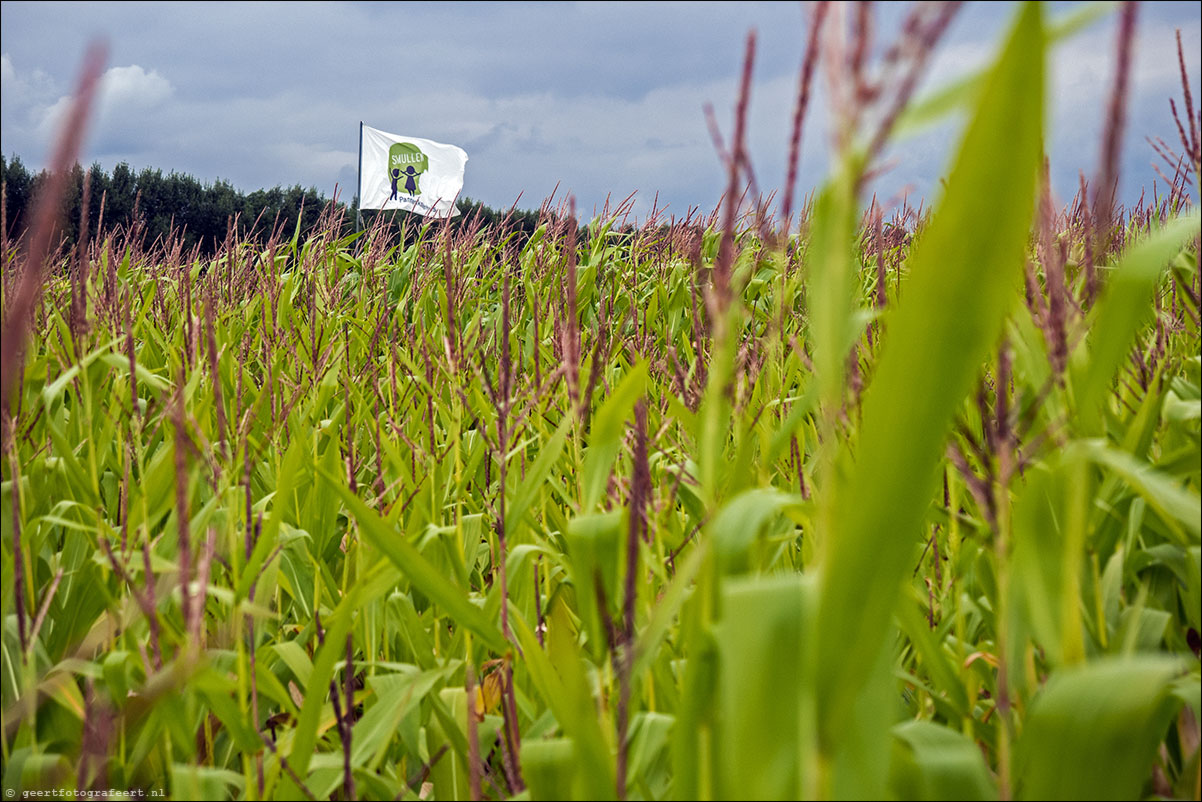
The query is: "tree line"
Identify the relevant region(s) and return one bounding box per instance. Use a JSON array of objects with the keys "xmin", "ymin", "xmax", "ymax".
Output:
[{"xmin": 1, "ymin": 155, "xmax": 543, "ymax": 257}]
